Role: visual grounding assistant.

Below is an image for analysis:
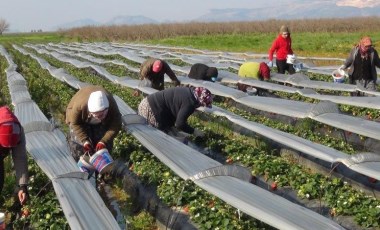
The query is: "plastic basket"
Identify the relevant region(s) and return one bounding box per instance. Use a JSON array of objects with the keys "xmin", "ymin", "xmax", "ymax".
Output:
[{"xmin": 90, "ymin": 149, "xmax": 114, "ymax": 174}]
